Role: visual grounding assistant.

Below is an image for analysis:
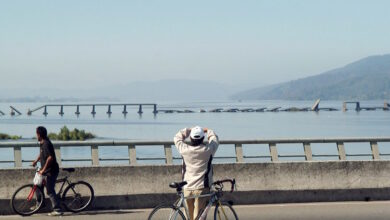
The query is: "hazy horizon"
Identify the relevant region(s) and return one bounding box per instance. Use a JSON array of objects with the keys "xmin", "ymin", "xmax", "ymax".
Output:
[{"xmin": 1, "ymin": 0, "xmax": 390, "ymax": 91}]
